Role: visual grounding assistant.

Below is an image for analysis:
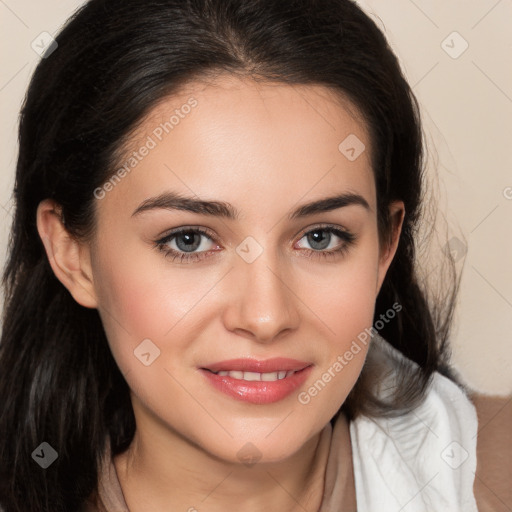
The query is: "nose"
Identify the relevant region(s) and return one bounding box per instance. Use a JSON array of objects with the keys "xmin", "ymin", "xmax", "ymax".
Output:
[{"xmin": 221, "ymin": 248, "xmax": 300, "ymax": 344}]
